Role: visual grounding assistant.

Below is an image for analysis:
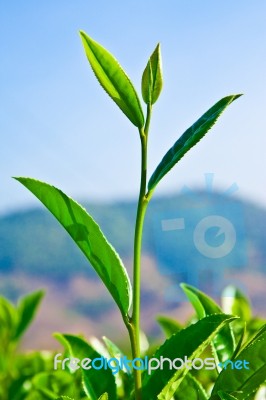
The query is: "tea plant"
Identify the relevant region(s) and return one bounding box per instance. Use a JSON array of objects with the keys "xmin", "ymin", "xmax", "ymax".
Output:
[
  {"xmin": 15, "ymin": 32, "xmax": 266, "ymax": 399},
  {"xmin": 0, "ymin": 287, "xmax": 265, "ymax": 398},
  {"xmin": 0, "ymin": 291, "xmax": 87, "ymax": 399}
]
